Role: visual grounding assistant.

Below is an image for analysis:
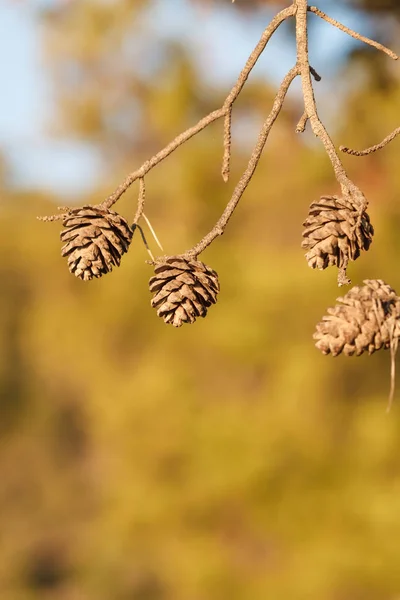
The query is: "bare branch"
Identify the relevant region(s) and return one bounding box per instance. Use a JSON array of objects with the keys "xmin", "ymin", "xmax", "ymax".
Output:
[
  {"xmin": 296, "ymin": 0, "xmax": 361, "ymax": 199},
  {"xmin": 99, "ymin": 5, "xmax": 296, "ymax": 211},
  {"xmin": 340, "ymin": 126, "xmax": 400, "ymax": 157},
  {"xmin": 184, "ymin": 67, "xmax": 300, "ymax": 258},
  {"xmin": 222, "ymin": 108, "xmax": 232, "ymax": 183},
  {"xmin": 297, "ymin": 66, "xmax": 320, "ymax": 133},
  {"xmin": 133, "ymin": 177, "xmax": 146, "ymax": 224},
  {"xmin": 308, "ymin": 5, "xmax": 399, "ymax": 61}
]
